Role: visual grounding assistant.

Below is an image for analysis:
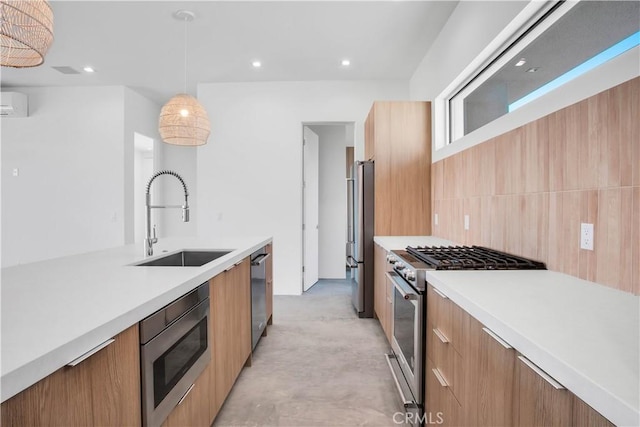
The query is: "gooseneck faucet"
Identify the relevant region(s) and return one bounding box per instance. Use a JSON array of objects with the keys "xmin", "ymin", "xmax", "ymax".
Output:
[{"xmin": 145, "ymin": 170, "xmax": 190, "ymax": 256}]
